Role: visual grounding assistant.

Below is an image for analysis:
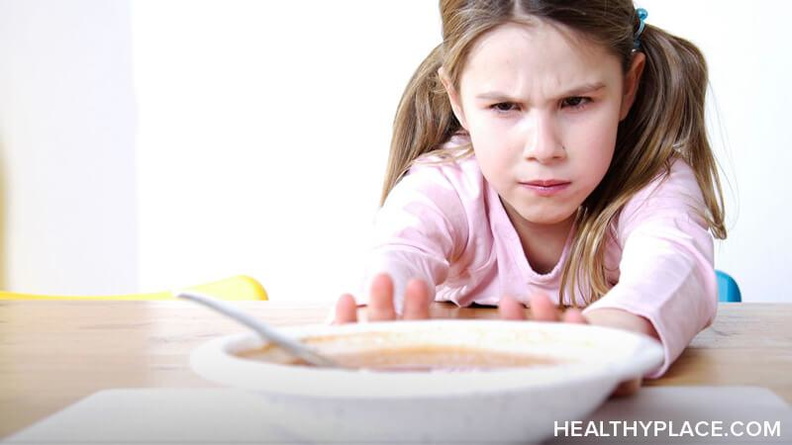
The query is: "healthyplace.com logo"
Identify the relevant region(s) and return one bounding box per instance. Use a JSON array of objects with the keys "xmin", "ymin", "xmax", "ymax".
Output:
[{"xmin": 554, "ymin": 420, "xmax": 782, "ymax": 439}]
